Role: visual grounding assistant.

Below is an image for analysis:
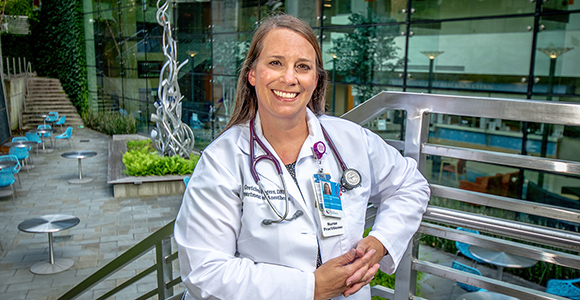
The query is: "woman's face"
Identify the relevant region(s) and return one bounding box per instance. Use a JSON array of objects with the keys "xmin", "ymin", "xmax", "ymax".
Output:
[{"xmin": 248, "ymin": 28, "xmax": 318, "ymax": 124}]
